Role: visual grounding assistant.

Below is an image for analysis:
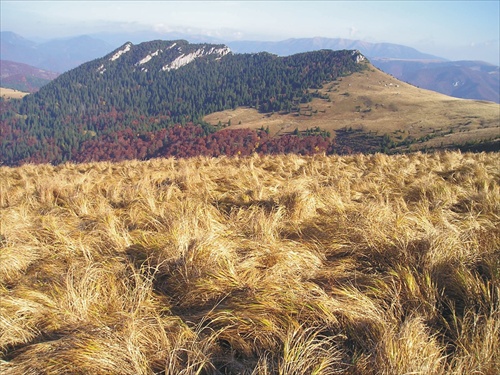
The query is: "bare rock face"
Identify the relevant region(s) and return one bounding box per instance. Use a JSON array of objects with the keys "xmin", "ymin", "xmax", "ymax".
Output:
[
  {"xmin": 352, "ymin": 50, "xmax": 366, "ymax": 64},
  {"xmin": 95, "ymin": 40, "xmax": 232, "ymax": 75}
]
